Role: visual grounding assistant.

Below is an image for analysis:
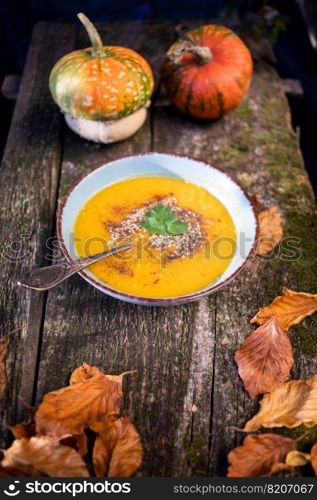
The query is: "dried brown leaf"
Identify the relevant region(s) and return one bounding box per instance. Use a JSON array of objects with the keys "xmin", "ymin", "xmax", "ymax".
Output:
[
  {"xmin": 235, "ymin": 317, "xmax": 294, "ymax": 399},
  {"xmin": 256, "ymin": 206, "xmax": 283, "ymax": 255},
  {"xmin": 249, "ymin": 193, "xmax": 263, "ymax": 212},
  {"xmin": 0, "ymin": 334, "xmax": 9, "ymax": 400},
  {"xmin": 36, "ymin": 363, "xmax": 124, "ymax": 444},
  {"xmin": 0, "ymin": 465, "xmax": 19, "ymax": 477},
  {"xmin": 269, "ymin": 462, "xmax": 293, "ymax": 475},
  {"xmin": 1, "ymin": 436, "xmax": 89, "ymax": 477},
  {"xmin": 70, "ymin": 363, "xmax": 134, "ymax": 386},
  {"xmin": 285, "ymin": 450, "xmax": 310, "ymax": 467},
  {"xmin": 311, "ymin": 443, "xmax": 317, "ymax": 475},
  {"xmin": 227, "ymin": 434, "xmax": 296, "ymax": 477},
  {"xmin": 10, "ymin": 404, "xmax": 37, "ymax": 439},
  {"xmin": 251, "ymin": 288, "xmax": 317, "ymax": 331},
  {"xmin": 92, "ymin": 416, "xmax": 143, "ymax": 477},
  {"xmin": 244, "ymin": 375, "xmax": 317, "ymax": 431},
  {"xmin": 0, "ymin": 326, "xmax": 24, "ymax": 400},
  {"xmin": 69, "ymin": 362, "xmax": 98, "ymax": 384},
  {"xmin": 2, "ymin": 362, "xmax": 141, "ymax": 478}
]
